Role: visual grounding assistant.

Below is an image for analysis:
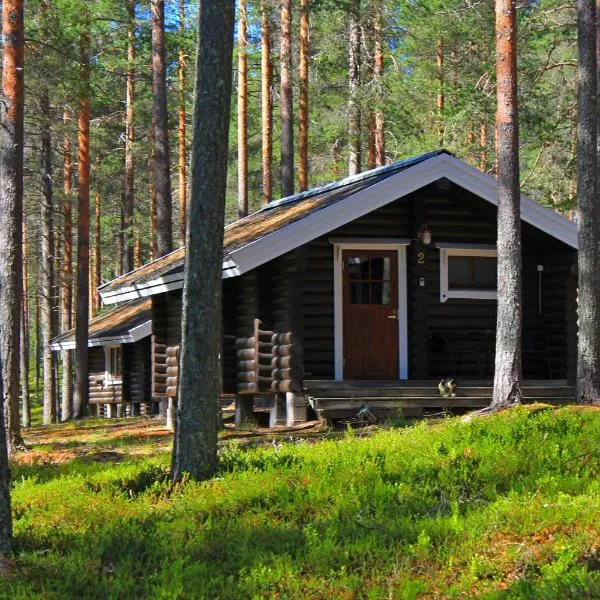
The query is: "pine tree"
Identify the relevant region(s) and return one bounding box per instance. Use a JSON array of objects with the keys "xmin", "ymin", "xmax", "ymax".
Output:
[
  {"xmin": 0, "ymin": 0, "xmax": 25, "ymax": 452},
  {"xmin": 151, "ymin": 0, "xmax": 173, "ymax": 256},
  {"xmin": 280, "ymin": 0, "xmax": 294, "ymax": 197},
  {"xmin": 261, "ymin": 0, "xmax": 273, "ymax": 205},
  {"xmin": 237, "ymin": 0, "xmax": 249, "ymax": 218},
  {"xmin": 576, "ymin": 0, "xmax": 600, "ymax": 404},
  {"xmin": 298, "ymin": 0, "xmax": 310, "ymax": 191},
  {"xmin": 491, "ymin": 0, "xmax": 522, "ymax": 410},
  {"xmin": 348, "ymin": 0, "xmax": 361, "ymax": 176},
  {"xmin": 172, "ymin": 0, "xmax": 235, "ymax": 482}
]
